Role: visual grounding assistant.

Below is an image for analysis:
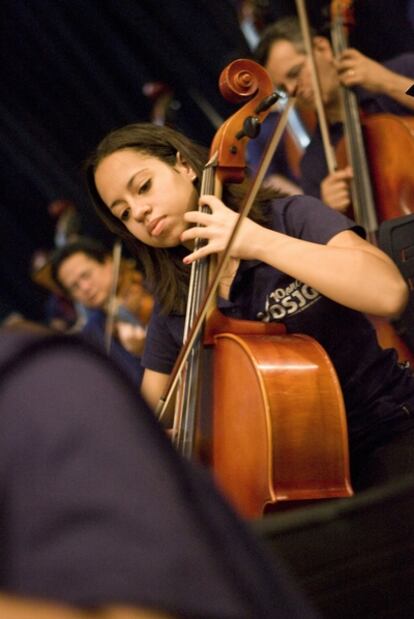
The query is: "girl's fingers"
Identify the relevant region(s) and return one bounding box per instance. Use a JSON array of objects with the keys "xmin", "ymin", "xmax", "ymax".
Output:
[
  {"xmin": 183, "ymin": 244, "xmax": 214, "ymax": 264},
  {"xmin": 183, "ymin": 210, "xmax": 213, "ymax": 226},
  {"xmin": 198, "ymin": 193, "xmax": 225, "ymax": 208},
  {"xmin": 181, "ymin": 225, "xmax": 214, "ymax": 243}
]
